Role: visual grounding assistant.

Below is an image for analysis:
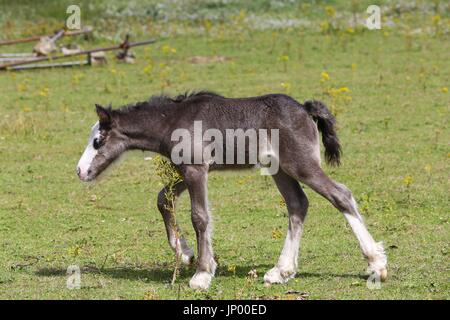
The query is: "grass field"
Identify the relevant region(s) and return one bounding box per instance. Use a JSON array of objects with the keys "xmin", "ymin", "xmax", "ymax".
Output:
[{"xmin": 0, "ymin": 0, "xmax": 449, "ymax": 299}]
